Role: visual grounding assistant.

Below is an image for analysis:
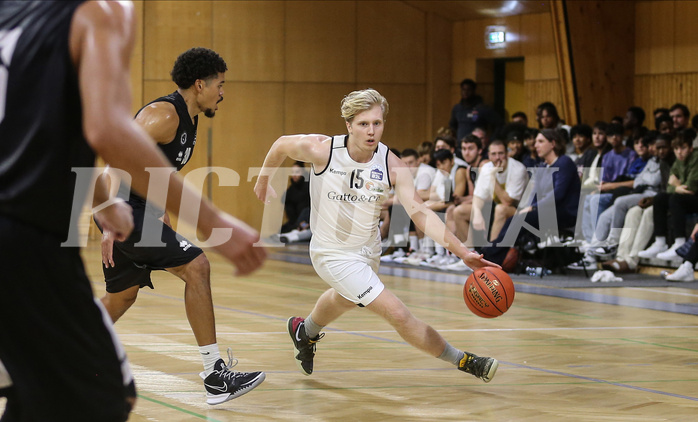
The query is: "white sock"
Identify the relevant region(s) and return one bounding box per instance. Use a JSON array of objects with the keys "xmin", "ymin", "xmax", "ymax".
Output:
[
  {"xmin": 409, "ymin": 235, "xmax": 419, "ymax": 251},
  {"xmin": 200, "ymin": 343, "xmax": 222, "ymax": 375},
  {"xmin": 655, "ymin": 236, "xmax": 667, "ymax": 246},
  {"xmin": 435, "ymin": 244, "xmax": 445, "ymax": 256},
  {"xmin": 672, "ymin": 237, "xmax": 686, "ymax": 248},
  {"xmin": 422, "ymin": 237, "xmax": 435, "ymax": 254}
]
